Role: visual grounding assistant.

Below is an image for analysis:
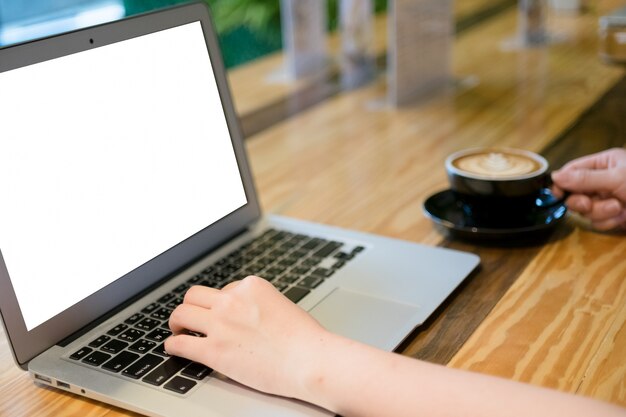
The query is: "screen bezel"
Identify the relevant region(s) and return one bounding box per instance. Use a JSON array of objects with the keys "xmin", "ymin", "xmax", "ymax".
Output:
[{"xmin": 0, "ymin": 2, "xmax": 261, "ymax": 368}]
